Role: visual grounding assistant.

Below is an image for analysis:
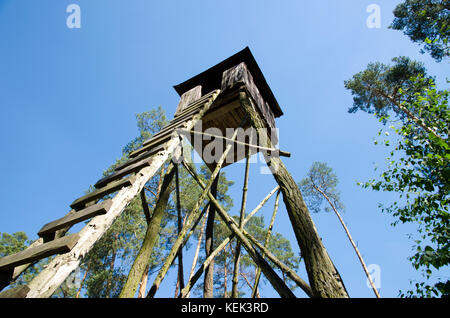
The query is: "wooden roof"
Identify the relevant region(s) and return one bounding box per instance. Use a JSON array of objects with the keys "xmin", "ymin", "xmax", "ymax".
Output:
[{"xmin": 173, "ymin": 47, "xmax": 283, "ymax": 118}]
